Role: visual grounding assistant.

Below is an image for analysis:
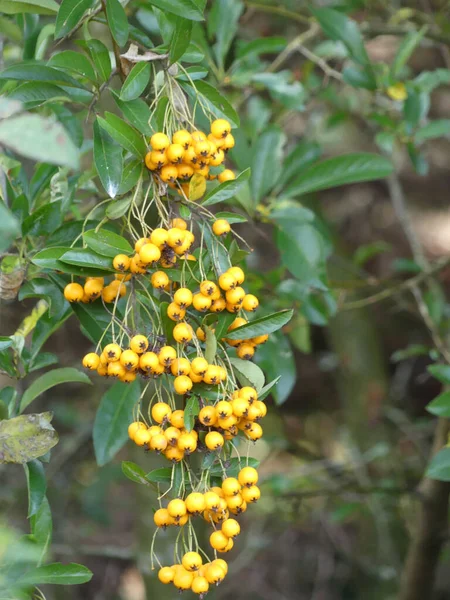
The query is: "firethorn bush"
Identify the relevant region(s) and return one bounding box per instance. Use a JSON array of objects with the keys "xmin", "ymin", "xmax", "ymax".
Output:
[{"xmin": 4, "ymin": 1, "xmax": 450, "ymax": 599}]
